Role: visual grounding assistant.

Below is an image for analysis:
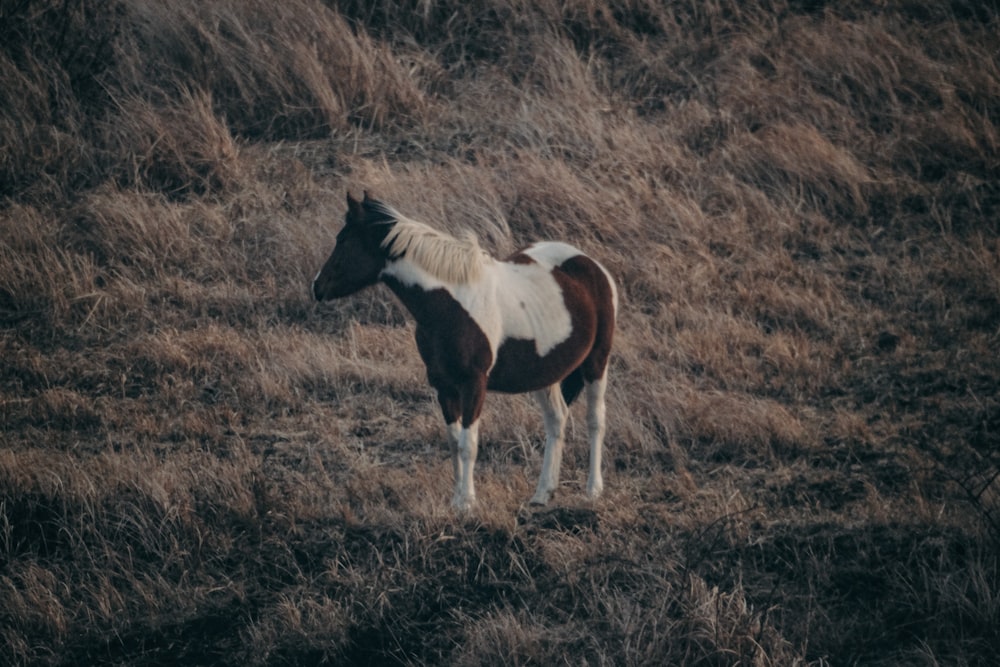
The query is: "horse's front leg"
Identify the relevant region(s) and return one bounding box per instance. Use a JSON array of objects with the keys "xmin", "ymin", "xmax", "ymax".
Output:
[
  {"xmin": 453, "ymin": 420, "xmax": 480, "ymax": 511},
  {"xmin": 445, "ymin": 421, "xmax": 463, "ymax": 505},
  {"xmin": 452, "ymin": 375, "xmax": 487, "ymax": 511},
  {"xmin": 436, "ymin": 389, "xmax": 466, "ymax": 508}
]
